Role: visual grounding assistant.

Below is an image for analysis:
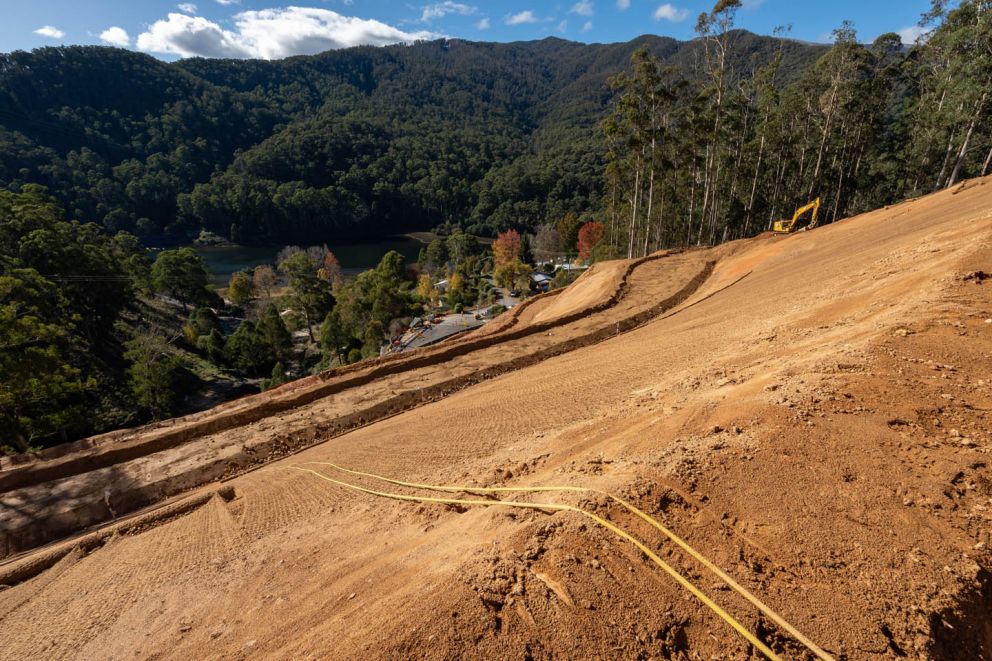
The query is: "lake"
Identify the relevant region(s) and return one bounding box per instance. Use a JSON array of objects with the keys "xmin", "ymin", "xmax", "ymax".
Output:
[{"xmin": 194, "ymin": 237, "xmax": 425, "ymax": 286}]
